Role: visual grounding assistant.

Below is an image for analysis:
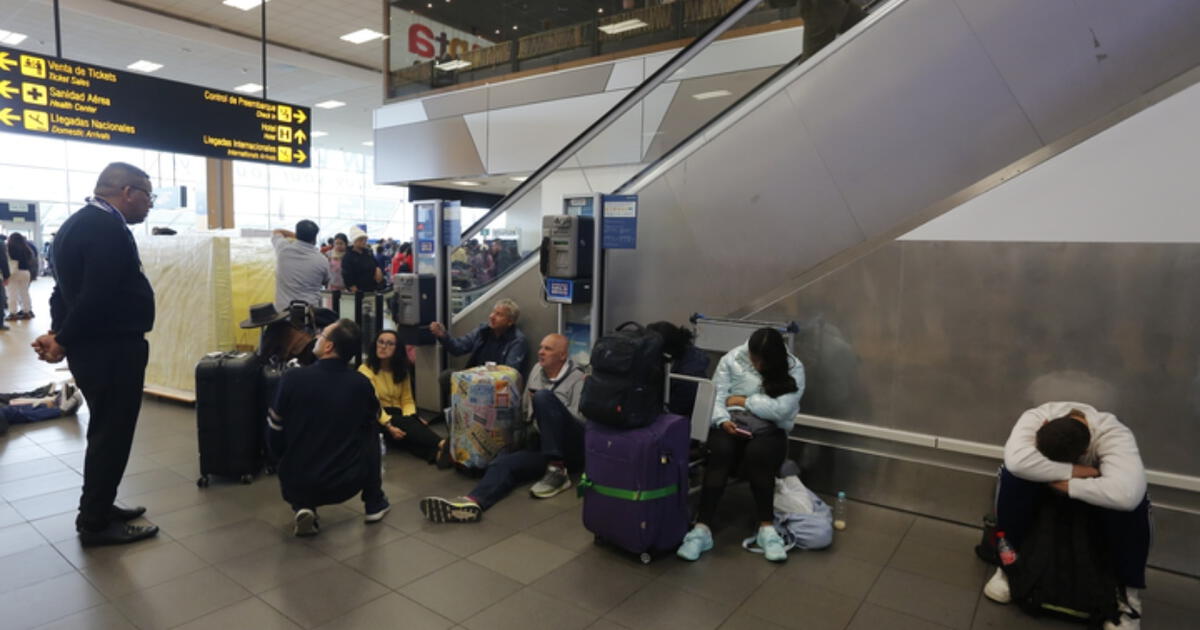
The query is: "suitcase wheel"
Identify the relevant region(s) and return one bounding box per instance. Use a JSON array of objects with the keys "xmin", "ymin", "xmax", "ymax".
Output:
[
  {"xmin": 639, "ymin": 552, "xmax": 652, "ymax": 565},
  {"xmin": 239, "ymin": 474, "xmax": 254, "ymax": 485},
  {"xmin": 196, "ymin": 475, "xmax": 210, "ymax": 488}
]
